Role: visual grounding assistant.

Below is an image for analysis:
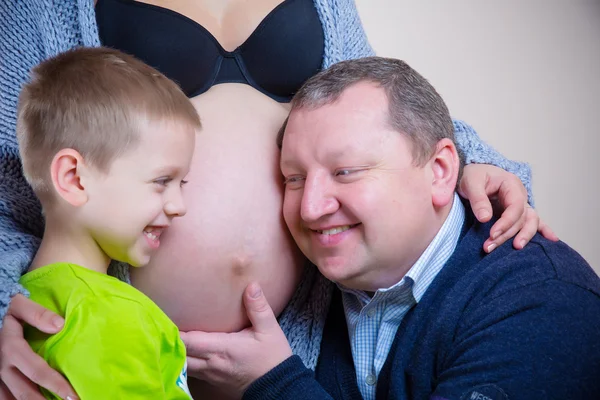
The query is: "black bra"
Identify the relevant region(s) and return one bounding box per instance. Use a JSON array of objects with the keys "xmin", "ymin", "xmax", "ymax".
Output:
[{"xmin": 96, "ymin": 0, "xmax": 325, "ymax": 102}]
